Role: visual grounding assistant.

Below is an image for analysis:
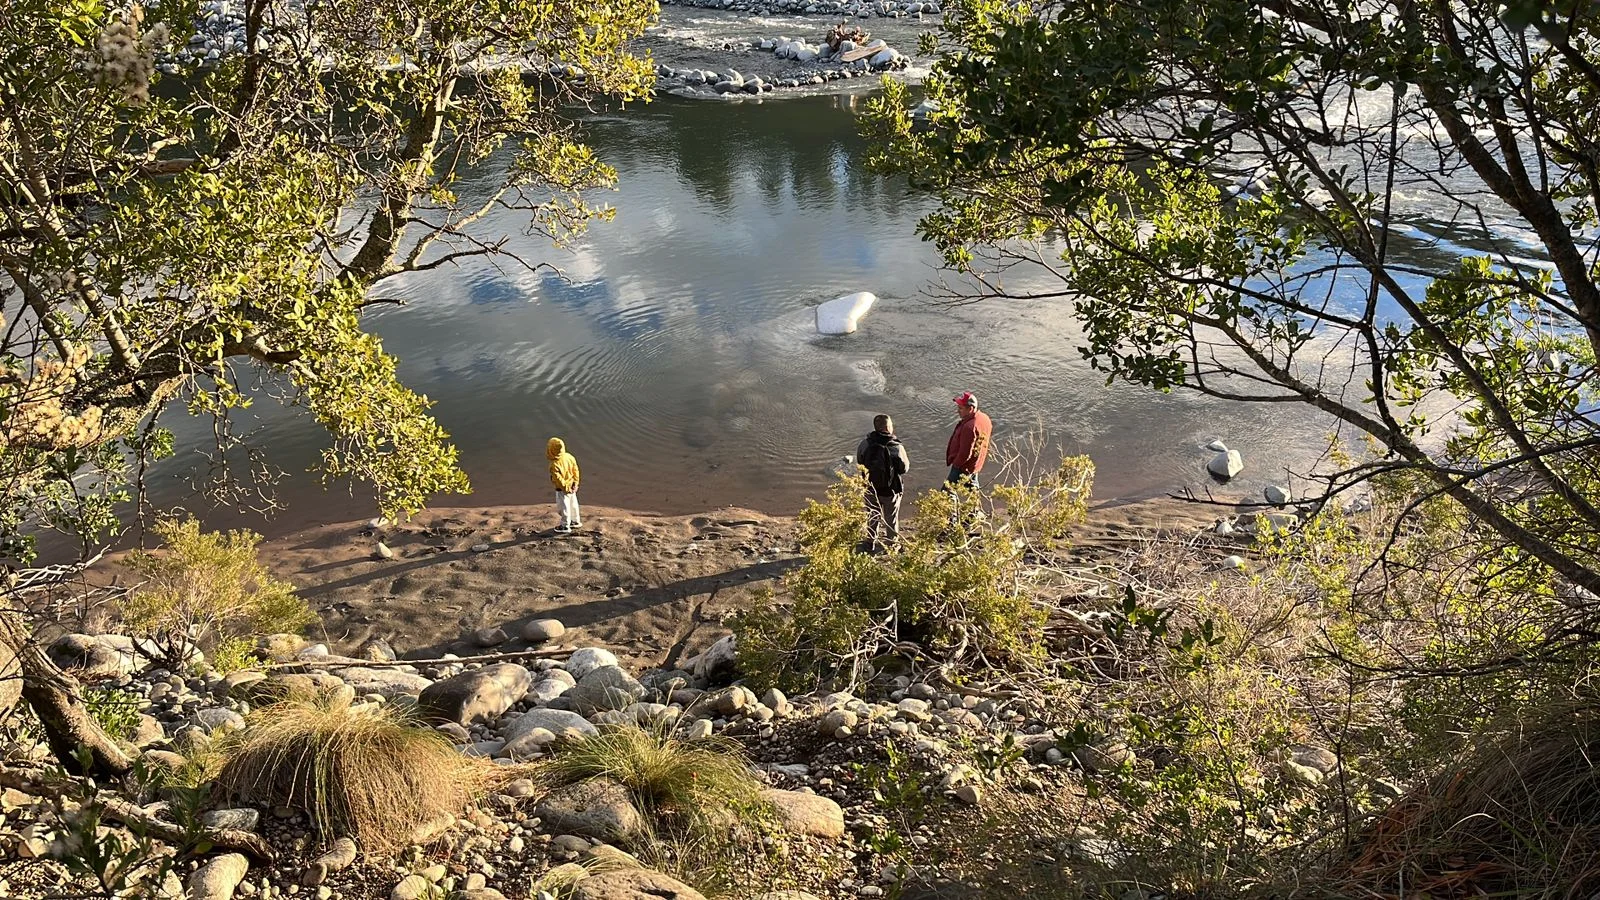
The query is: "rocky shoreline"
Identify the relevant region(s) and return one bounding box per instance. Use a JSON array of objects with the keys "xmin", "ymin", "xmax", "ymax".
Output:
[
  {"xmin": 162, "ymin": 2, "xmax": 929, "ymax": 99},
  {"xmin": 4, "ymin": 625, "xmax": 1100, "ymax": 899}
]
